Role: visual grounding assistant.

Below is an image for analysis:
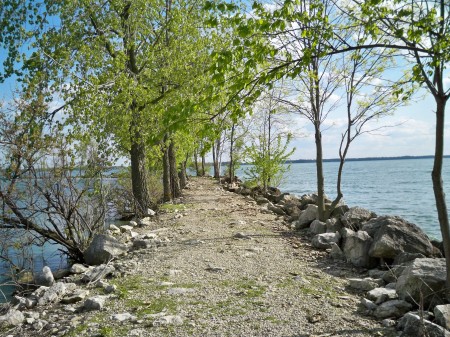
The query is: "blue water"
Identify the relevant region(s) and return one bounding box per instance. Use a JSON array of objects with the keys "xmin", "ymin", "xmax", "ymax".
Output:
[{"xmin": 239, "ymin": 158, "xmax": 448, "ymax": 240}]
